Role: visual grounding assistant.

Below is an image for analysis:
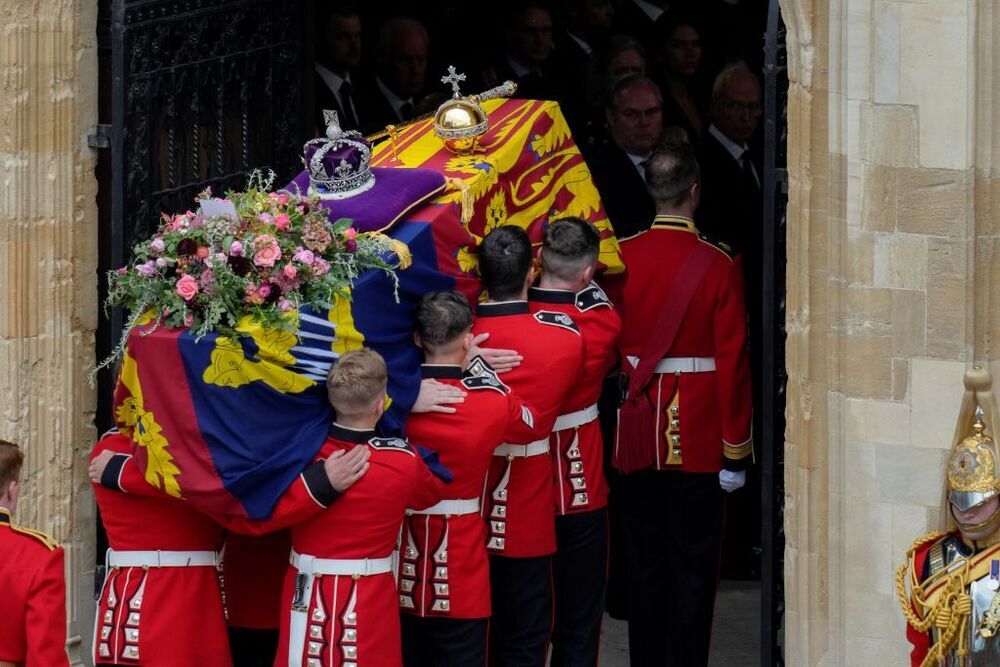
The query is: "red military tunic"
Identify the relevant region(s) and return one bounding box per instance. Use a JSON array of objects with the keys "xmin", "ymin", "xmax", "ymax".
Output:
[
  {"xmin": 91, "ymin": 431, "xmax": 232, "ymax": 666},
  {"xmin": 222, "ymin": 531, "xmax": 291, "ymax": 630},
  {"xmin": 529, "ymin": 283, "xmax": 622, "ymax": 514},
  {"xmin": 276, "ymin": 425, "xmax": 444, "ymax": 667},
  {"xmin": 102, "ymin": 436, "xmax": 341, "ymax": 642},
  {"xmin": 473, "ymin": 301, "xmax": 584, "ymax": 557},
  {"xmin": 401, "ymin": 361, "xmax": 539, "ymax": 619},
  {"xmin": 617, "ymin": 216, "xmax": 753, "ymax": 472},
  {"xmin": 0, "ymin": 507, "xmax": 68, "ymax": 667}
]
